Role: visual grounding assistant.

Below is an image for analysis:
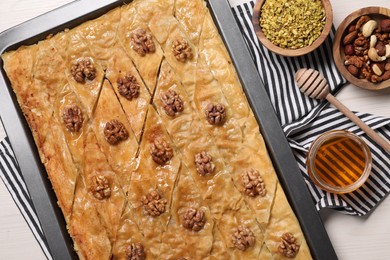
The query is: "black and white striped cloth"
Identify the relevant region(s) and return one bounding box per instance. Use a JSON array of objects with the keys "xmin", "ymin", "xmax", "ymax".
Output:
[
  {"xmin": 232, "ymin": 0, "xmax": 390, "ymax": 216},
  {"xmin": 0, "ymin": 137, "xmax": 52, "ymax": 259},
  {"xmin": 1, "ymin": 1, "xmax": 390, "ymax": 258}
]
